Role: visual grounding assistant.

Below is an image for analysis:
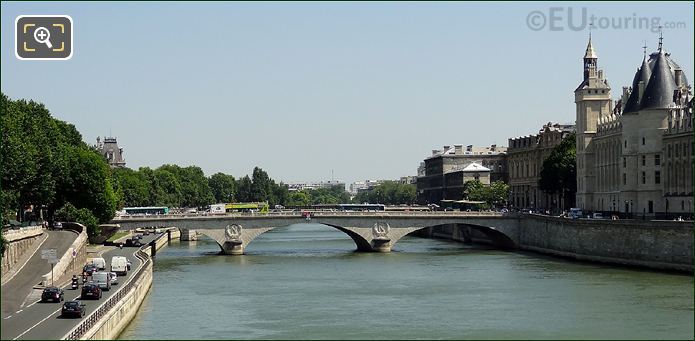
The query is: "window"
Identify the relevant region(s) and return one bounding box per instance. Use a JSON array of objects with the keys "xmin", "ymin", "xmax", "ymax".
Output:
[
  {"xmin": 642, "ymin": 171, "xmax": 646, "ymax": 184},
  {"xmin": 655, "ymin": 171, "xmax": 661, "ymax": 184},
  {"xmin": 676, "ymin": 144, "xmax": 680, "ymax": 157},
  {"xmin": 655, "ymin": 154, "xmax": 661, "ymax": 166},
  {"xmin": 682, "ymin": 201, "xmax": 685, "ymax": 210},
  {"xmin": 625, "ymin": 140, "xmax": 627, "ymax": 148},
  {"xmin": 648, "ymin": 201, "xmax": 653, "ymax": 214},
  {"xmin": 623, "ymin": 157, "xmax": 626, "ymax": 168},
  {"xmin": 668, "ymin": 144, "xmax": 672, "ymax": 158},
  {"xmin": 642, "ymin": 155, "xmax": 646, "ymax": 166},
  {"xmin": 623, "ymin": 173, "xmax": 626, "ymax": 185},
  {"xmin": 642, "ymin": 137, "xmax": 645, "ymax": 145}
]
